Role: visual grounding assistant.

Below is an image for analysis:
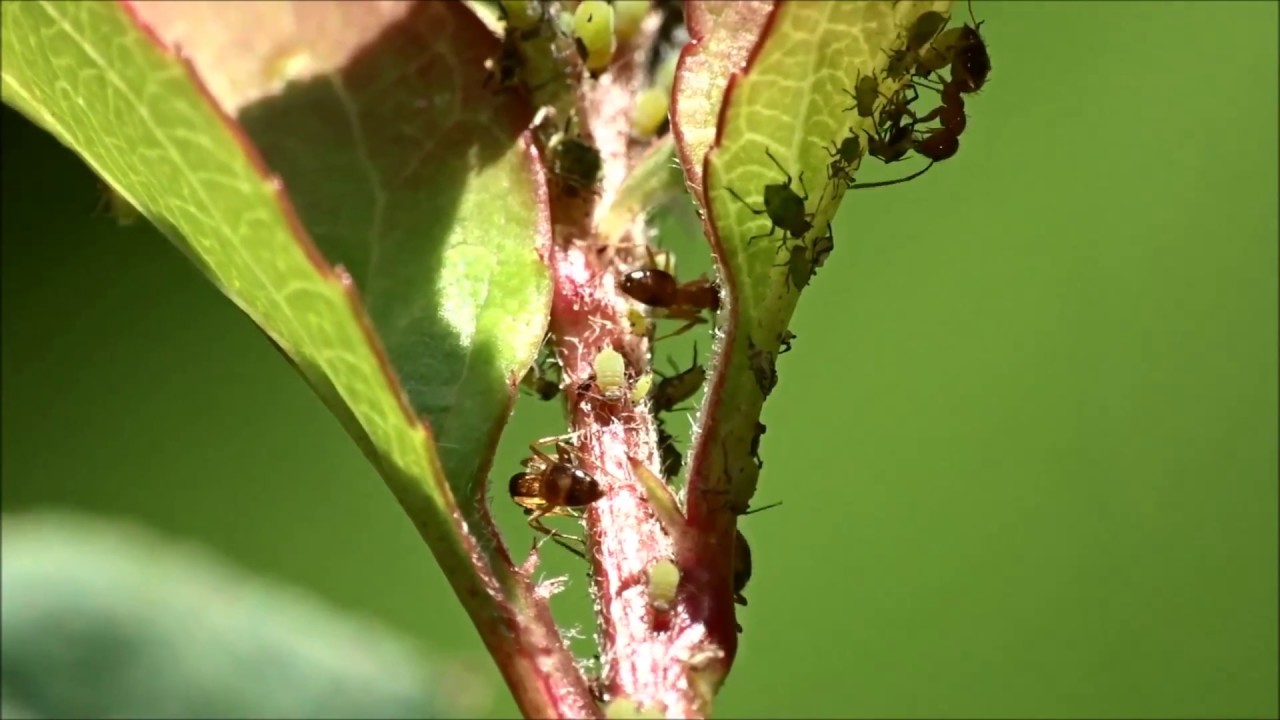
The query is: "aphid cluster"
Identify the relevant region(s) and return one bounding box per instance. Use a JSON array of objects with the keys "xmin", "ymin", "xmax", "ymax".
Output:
[{"xmin": 830, "ymin": 1, "xmax": 991, "ymax": 193}]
